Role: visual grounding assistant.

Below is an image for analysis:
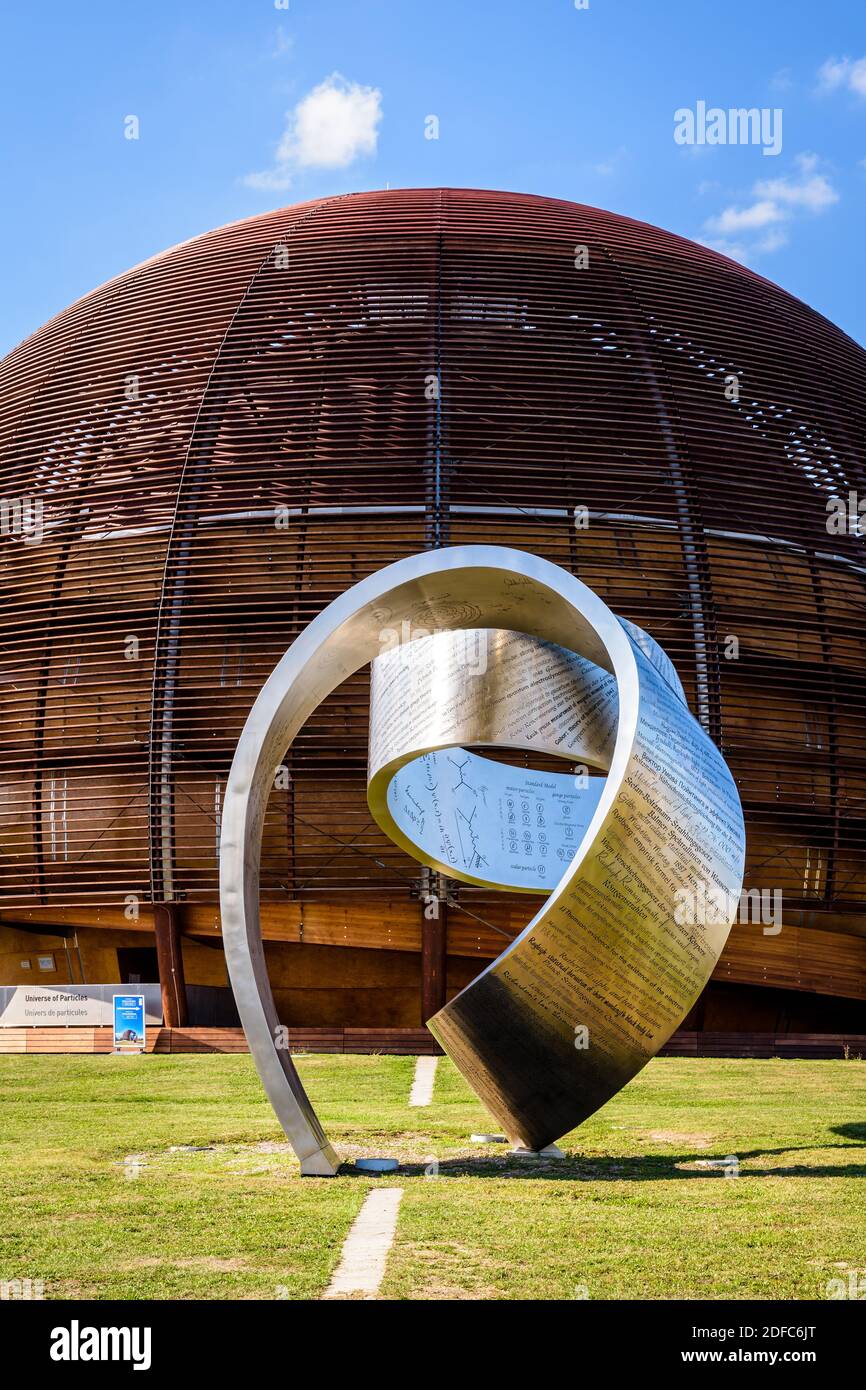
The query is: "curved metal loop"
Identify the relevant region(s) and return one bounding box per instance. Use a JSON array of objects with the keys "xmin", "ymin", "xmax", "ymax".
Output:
[{"xmin": 219, "ymin": 546, "xmax": 745, "ymax": 1170}]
